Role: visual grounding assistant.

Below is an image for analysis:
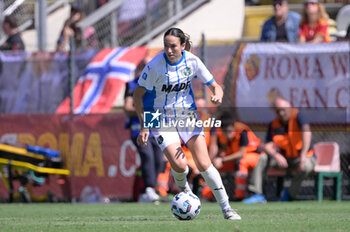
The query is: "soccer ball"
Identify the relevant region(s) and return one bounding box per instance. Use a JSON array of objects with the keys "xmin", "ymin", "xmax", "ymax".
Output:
[{"xmin": 171, "ymin": 192, "xmax": 201, "ymax": 220}]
